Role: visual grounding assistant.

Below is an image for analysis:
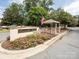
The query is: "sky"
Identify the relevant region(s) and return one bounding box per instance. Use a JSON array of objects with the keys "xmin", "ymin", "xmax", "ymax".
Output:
[{"xmin": 0, "ymin": 0, "xmax": 79, "ymax": 18}]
